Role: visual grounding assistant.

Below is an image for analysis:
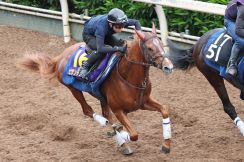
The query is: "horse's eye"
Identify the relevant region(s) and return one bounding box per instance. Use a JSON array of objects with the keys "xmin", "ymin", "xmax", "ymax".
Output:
[{"xmin": 148, "ymin": 48, "xmax": 153, "ymax": 51}]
